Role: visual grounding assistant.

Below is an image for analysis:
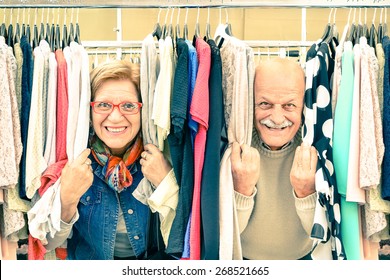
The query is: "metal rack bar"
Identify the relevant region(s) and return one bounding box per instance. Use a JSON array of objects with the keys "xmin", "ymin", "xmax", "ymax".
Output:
[
  {"xmin": 0, "ymin": 0, "xmax": 389, "ymax": 8},
  {"xmin": 81, "ymin": 40, "xmax": 317, "ymax": 49}
]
